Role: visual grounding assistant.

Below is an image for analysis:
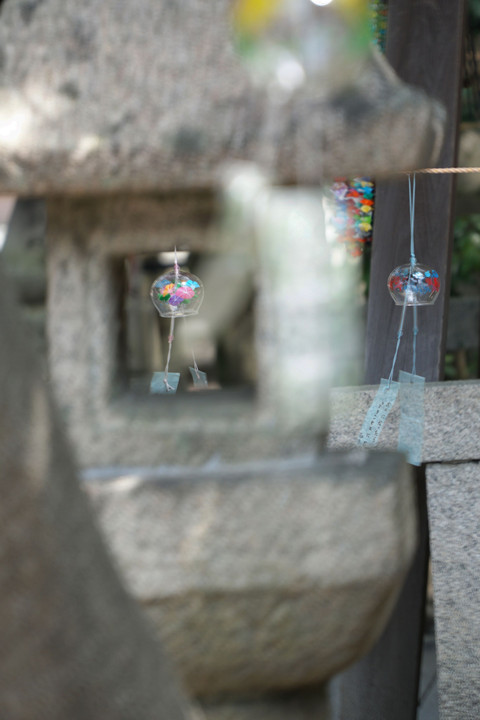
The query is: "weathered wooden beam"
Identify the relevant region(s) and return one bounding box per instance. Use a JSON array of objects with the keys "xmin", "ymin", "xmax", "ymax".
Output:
[
  {"xmin": 365, "ymin": 0, "xmax": 466, "ymax": 383},
  {"xmin": 331, "ymin": 468, "xmax": 429, "ymax": 720}
]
